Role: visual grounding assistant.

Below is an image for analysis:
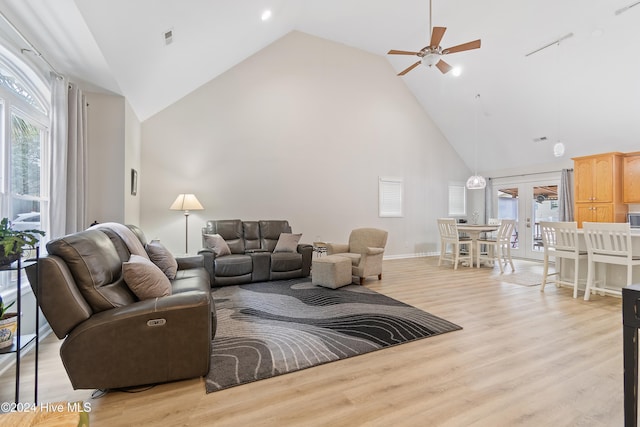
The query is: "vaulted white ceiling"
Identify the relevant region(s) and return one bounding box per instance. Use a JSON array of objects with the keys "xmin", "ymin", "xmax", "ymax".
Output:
[{"xmin": 1, "ymin": 0, "xmax": 639, "ymax": 173}]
